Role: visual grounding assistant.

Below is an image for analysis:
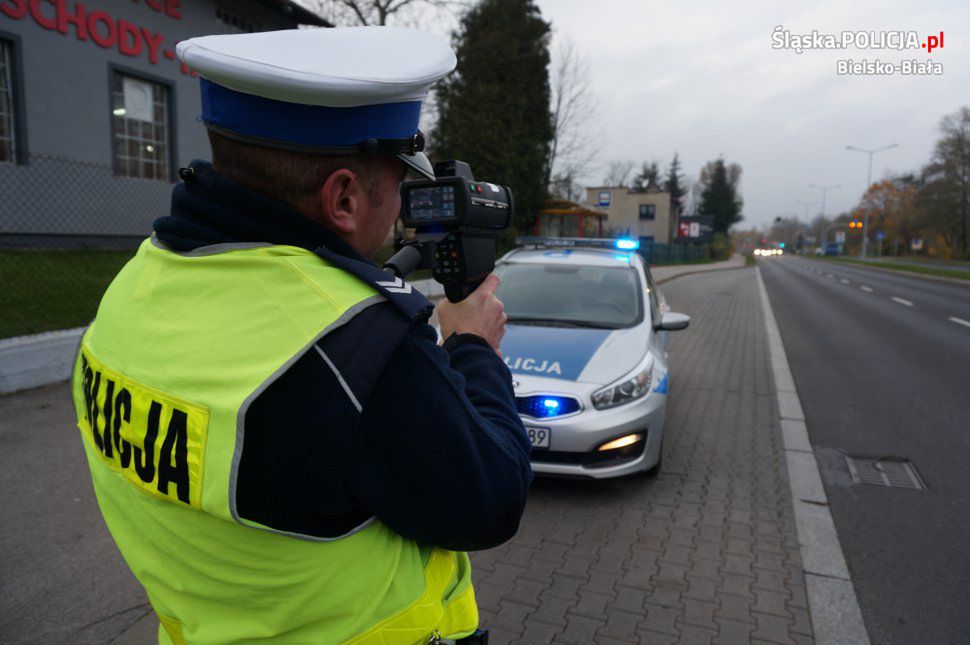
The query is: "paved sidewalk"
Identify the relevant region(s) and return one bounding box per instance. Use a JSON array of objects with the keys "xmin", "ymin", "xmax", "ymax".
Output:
[
  {"xmin": 467, "ymin": 267, "xmax": 814, "ymax": 644},
  {"xmin": 0, "ymin": 264, "xmax": 813, "ymax": 644},
  {"xmin": 650, "ymin": 255, "xmax": 746, "ymax": 285}
]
